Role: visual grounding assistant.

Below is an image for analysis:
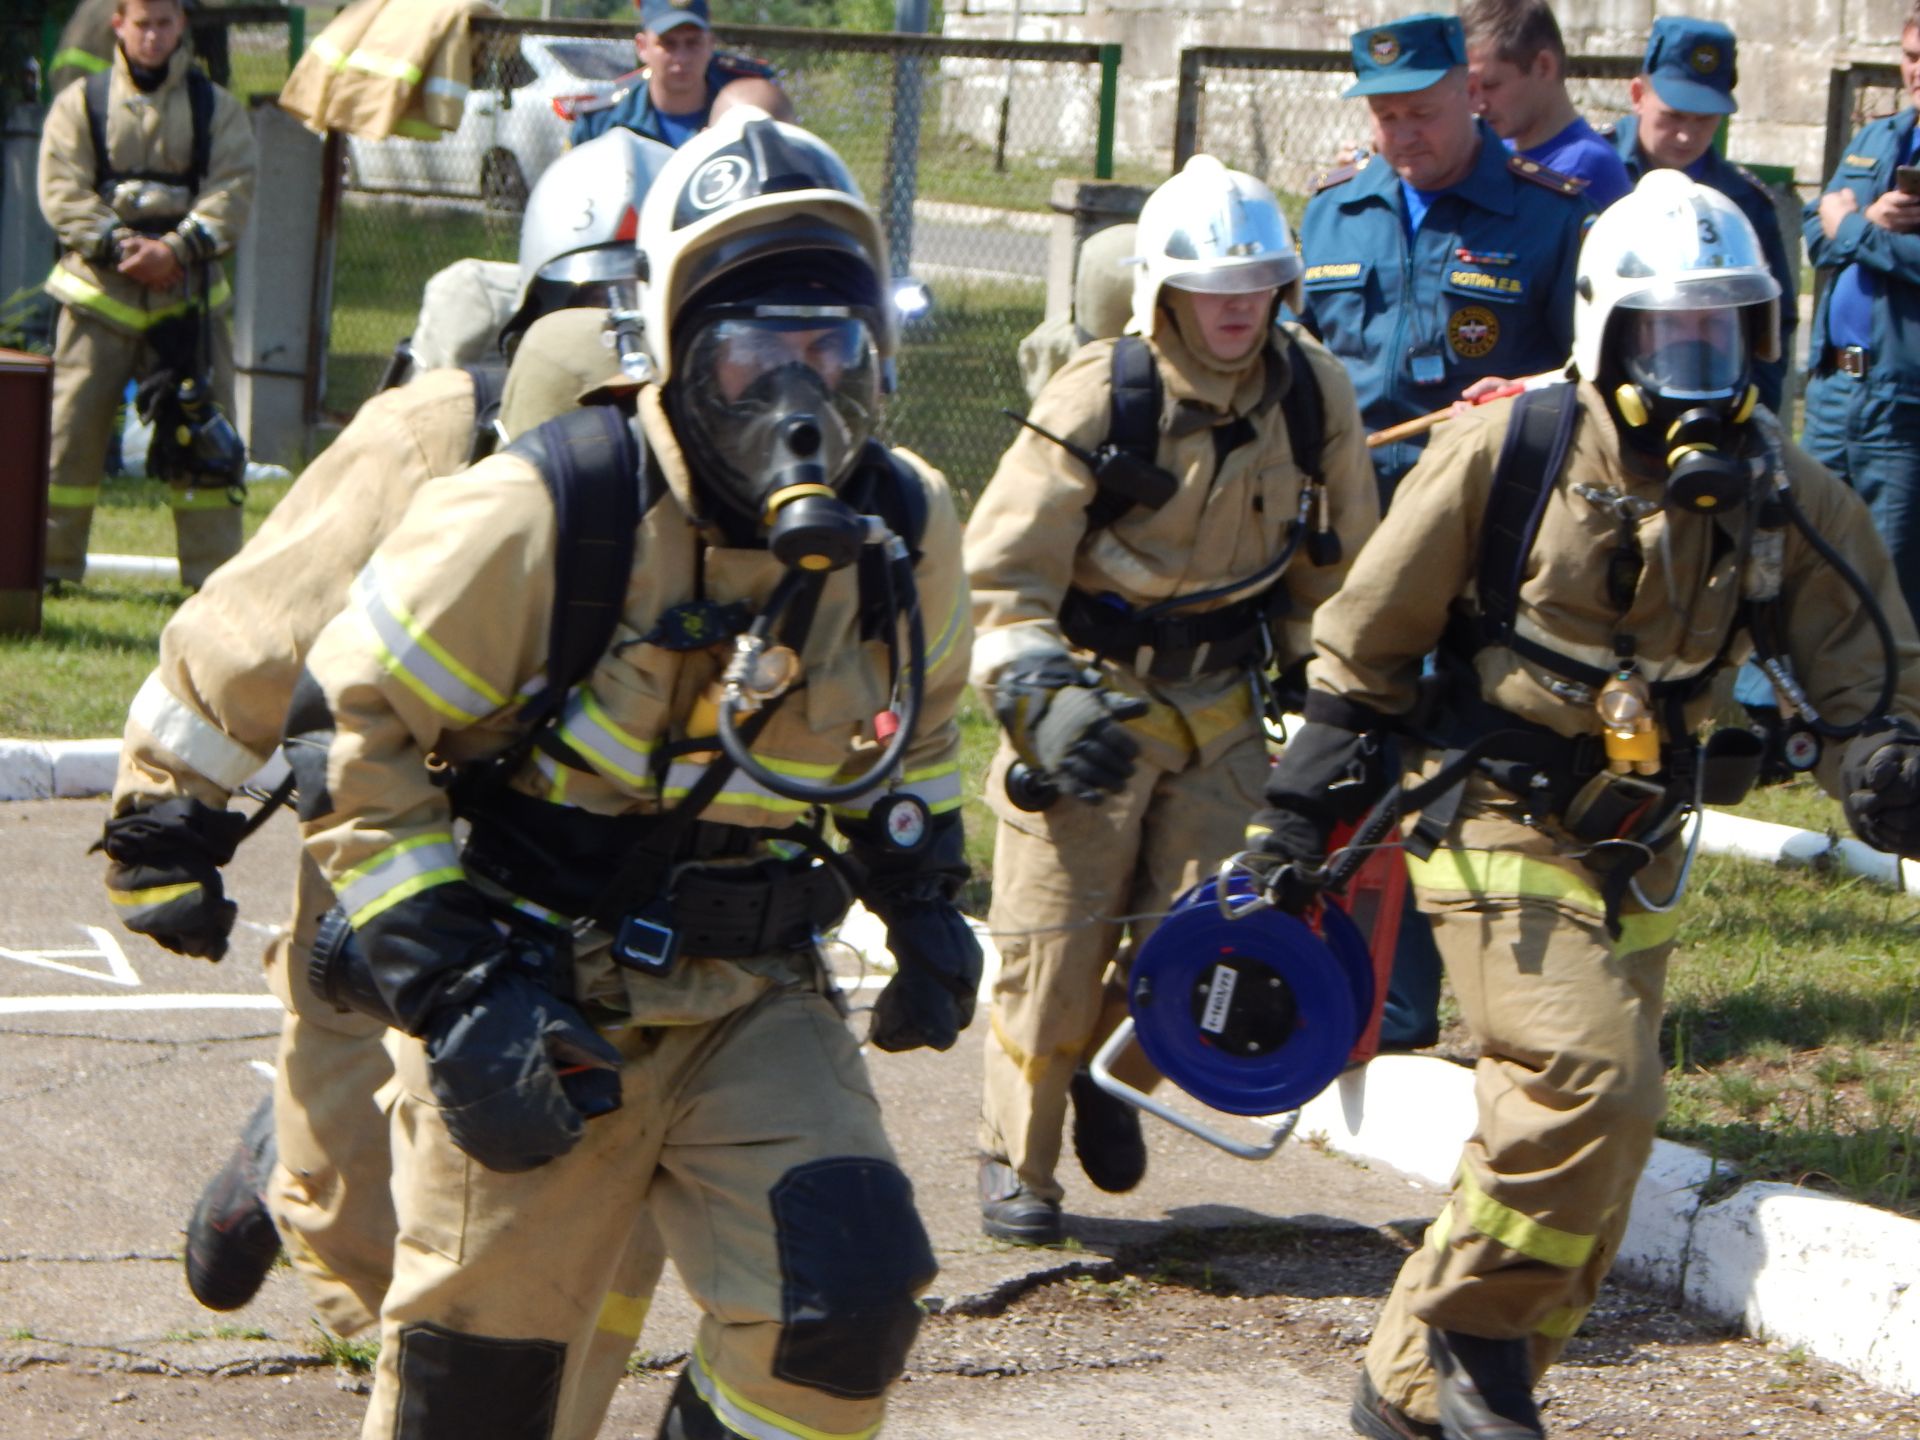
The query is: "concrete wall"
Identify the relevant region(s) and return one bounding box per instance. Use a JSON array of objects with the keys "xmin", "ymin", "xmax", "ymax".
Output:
[{"xmin": 942, "ymin": 0, "xmax": 1917, "ymax": 186}]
